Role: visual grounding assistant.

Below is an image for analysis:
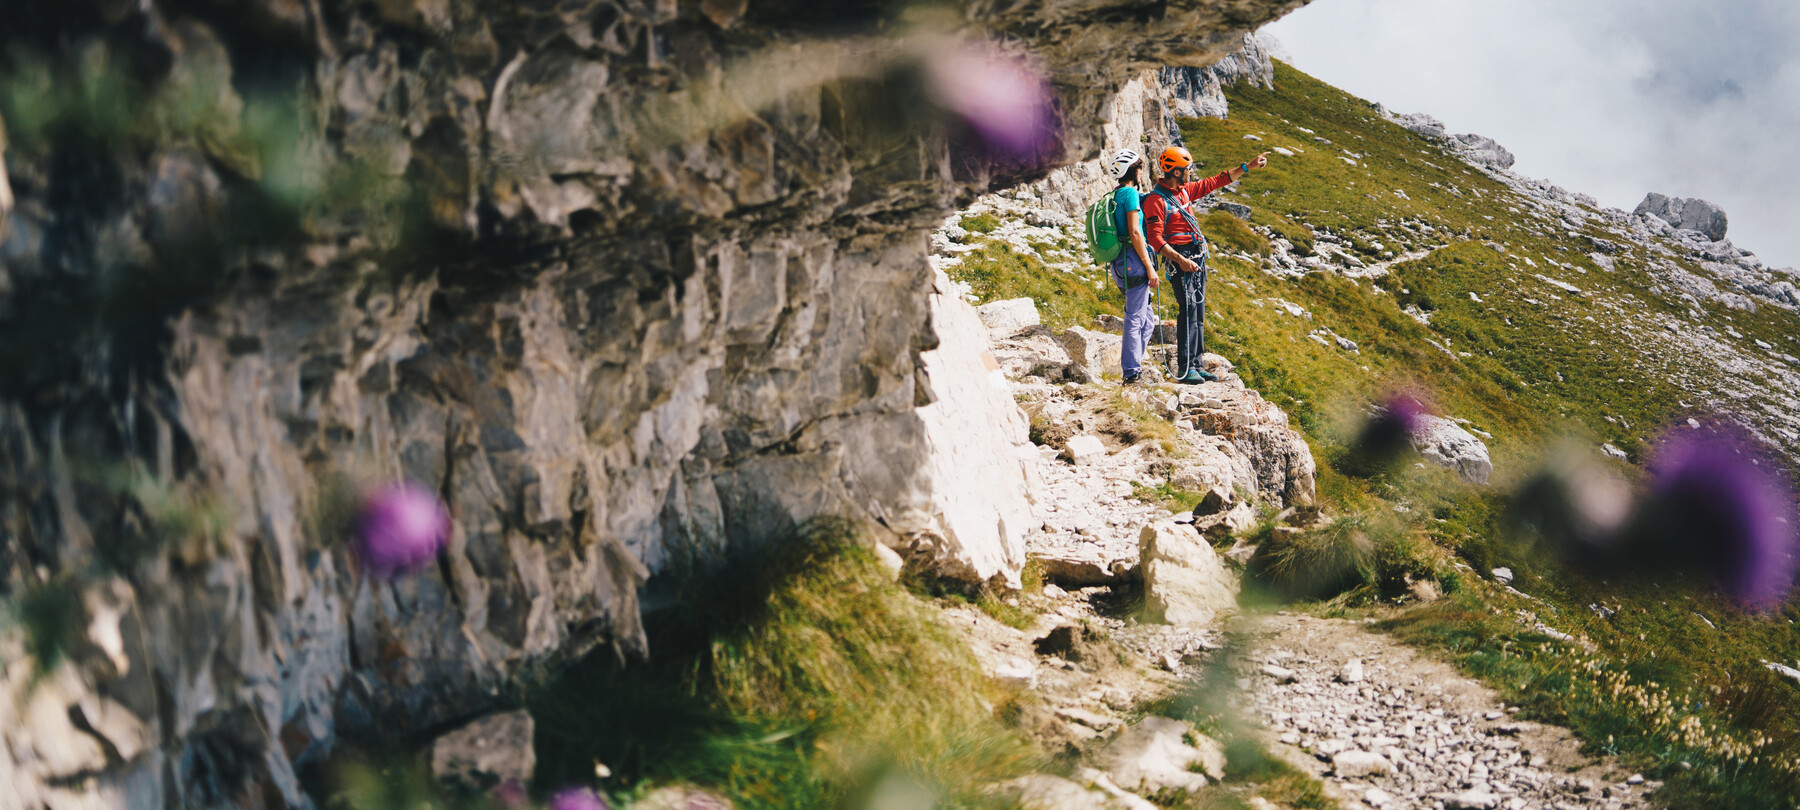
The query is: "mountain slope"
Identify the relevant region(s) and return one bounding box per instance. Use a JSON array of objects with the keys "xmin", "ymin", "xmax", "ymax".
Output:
[{"xmin": 939, "ymin": 60, "xmax": 1800, "ymax": 807}]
